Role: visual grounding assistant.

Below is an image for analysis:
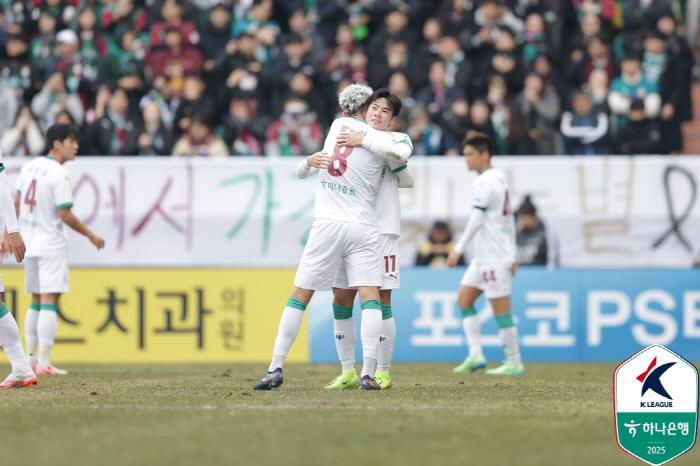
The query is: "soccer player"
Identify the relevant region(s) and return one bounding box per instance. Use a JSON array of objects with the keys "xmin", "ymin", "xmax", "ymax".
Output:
[
  {"xmin": 298, "ymin": 89, "xmax": 414, "ymax": 390},
  {"xmin": 0, "ymin": 149, "xmax": 36, "ymax": 389},
  {"xmin": 13, "ymin": 123, "xmax": 105, "ymax": 375},
  {"xmin": 446, "ymin": 133, "xmax": 524, "ymax": 375},
  {"xmin": 253, "ymin": 85, "xmax": 411, "ymax": 391}
]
